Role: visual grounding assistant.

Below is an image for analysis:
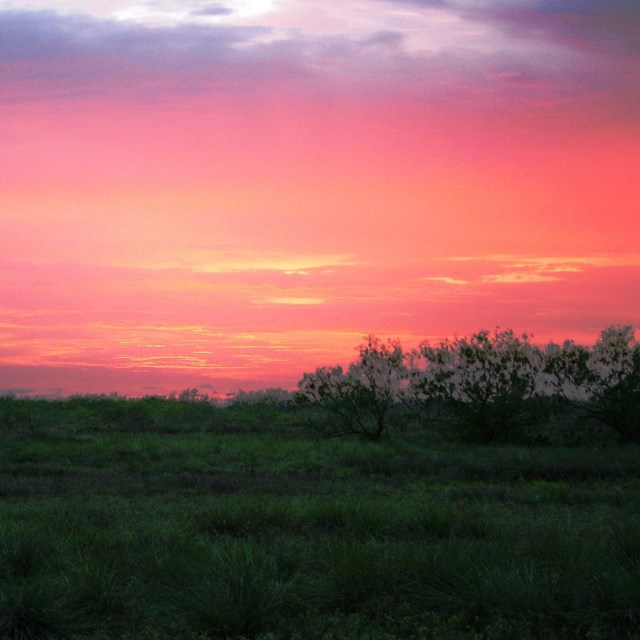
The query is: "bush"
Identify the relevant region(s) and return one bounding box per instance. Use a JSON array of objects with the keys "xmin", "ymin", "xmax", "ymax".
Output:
[
  {"xmin": 297, "ymin": 336, "xmax": 407, "ymax": 439},
  {"xmin": 409, "ymin": 329, "xmax": 544, "ymax": 442},
  {"xmin": 545, "ymin": 325, "xmax": 640, "ymax": 442}
]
